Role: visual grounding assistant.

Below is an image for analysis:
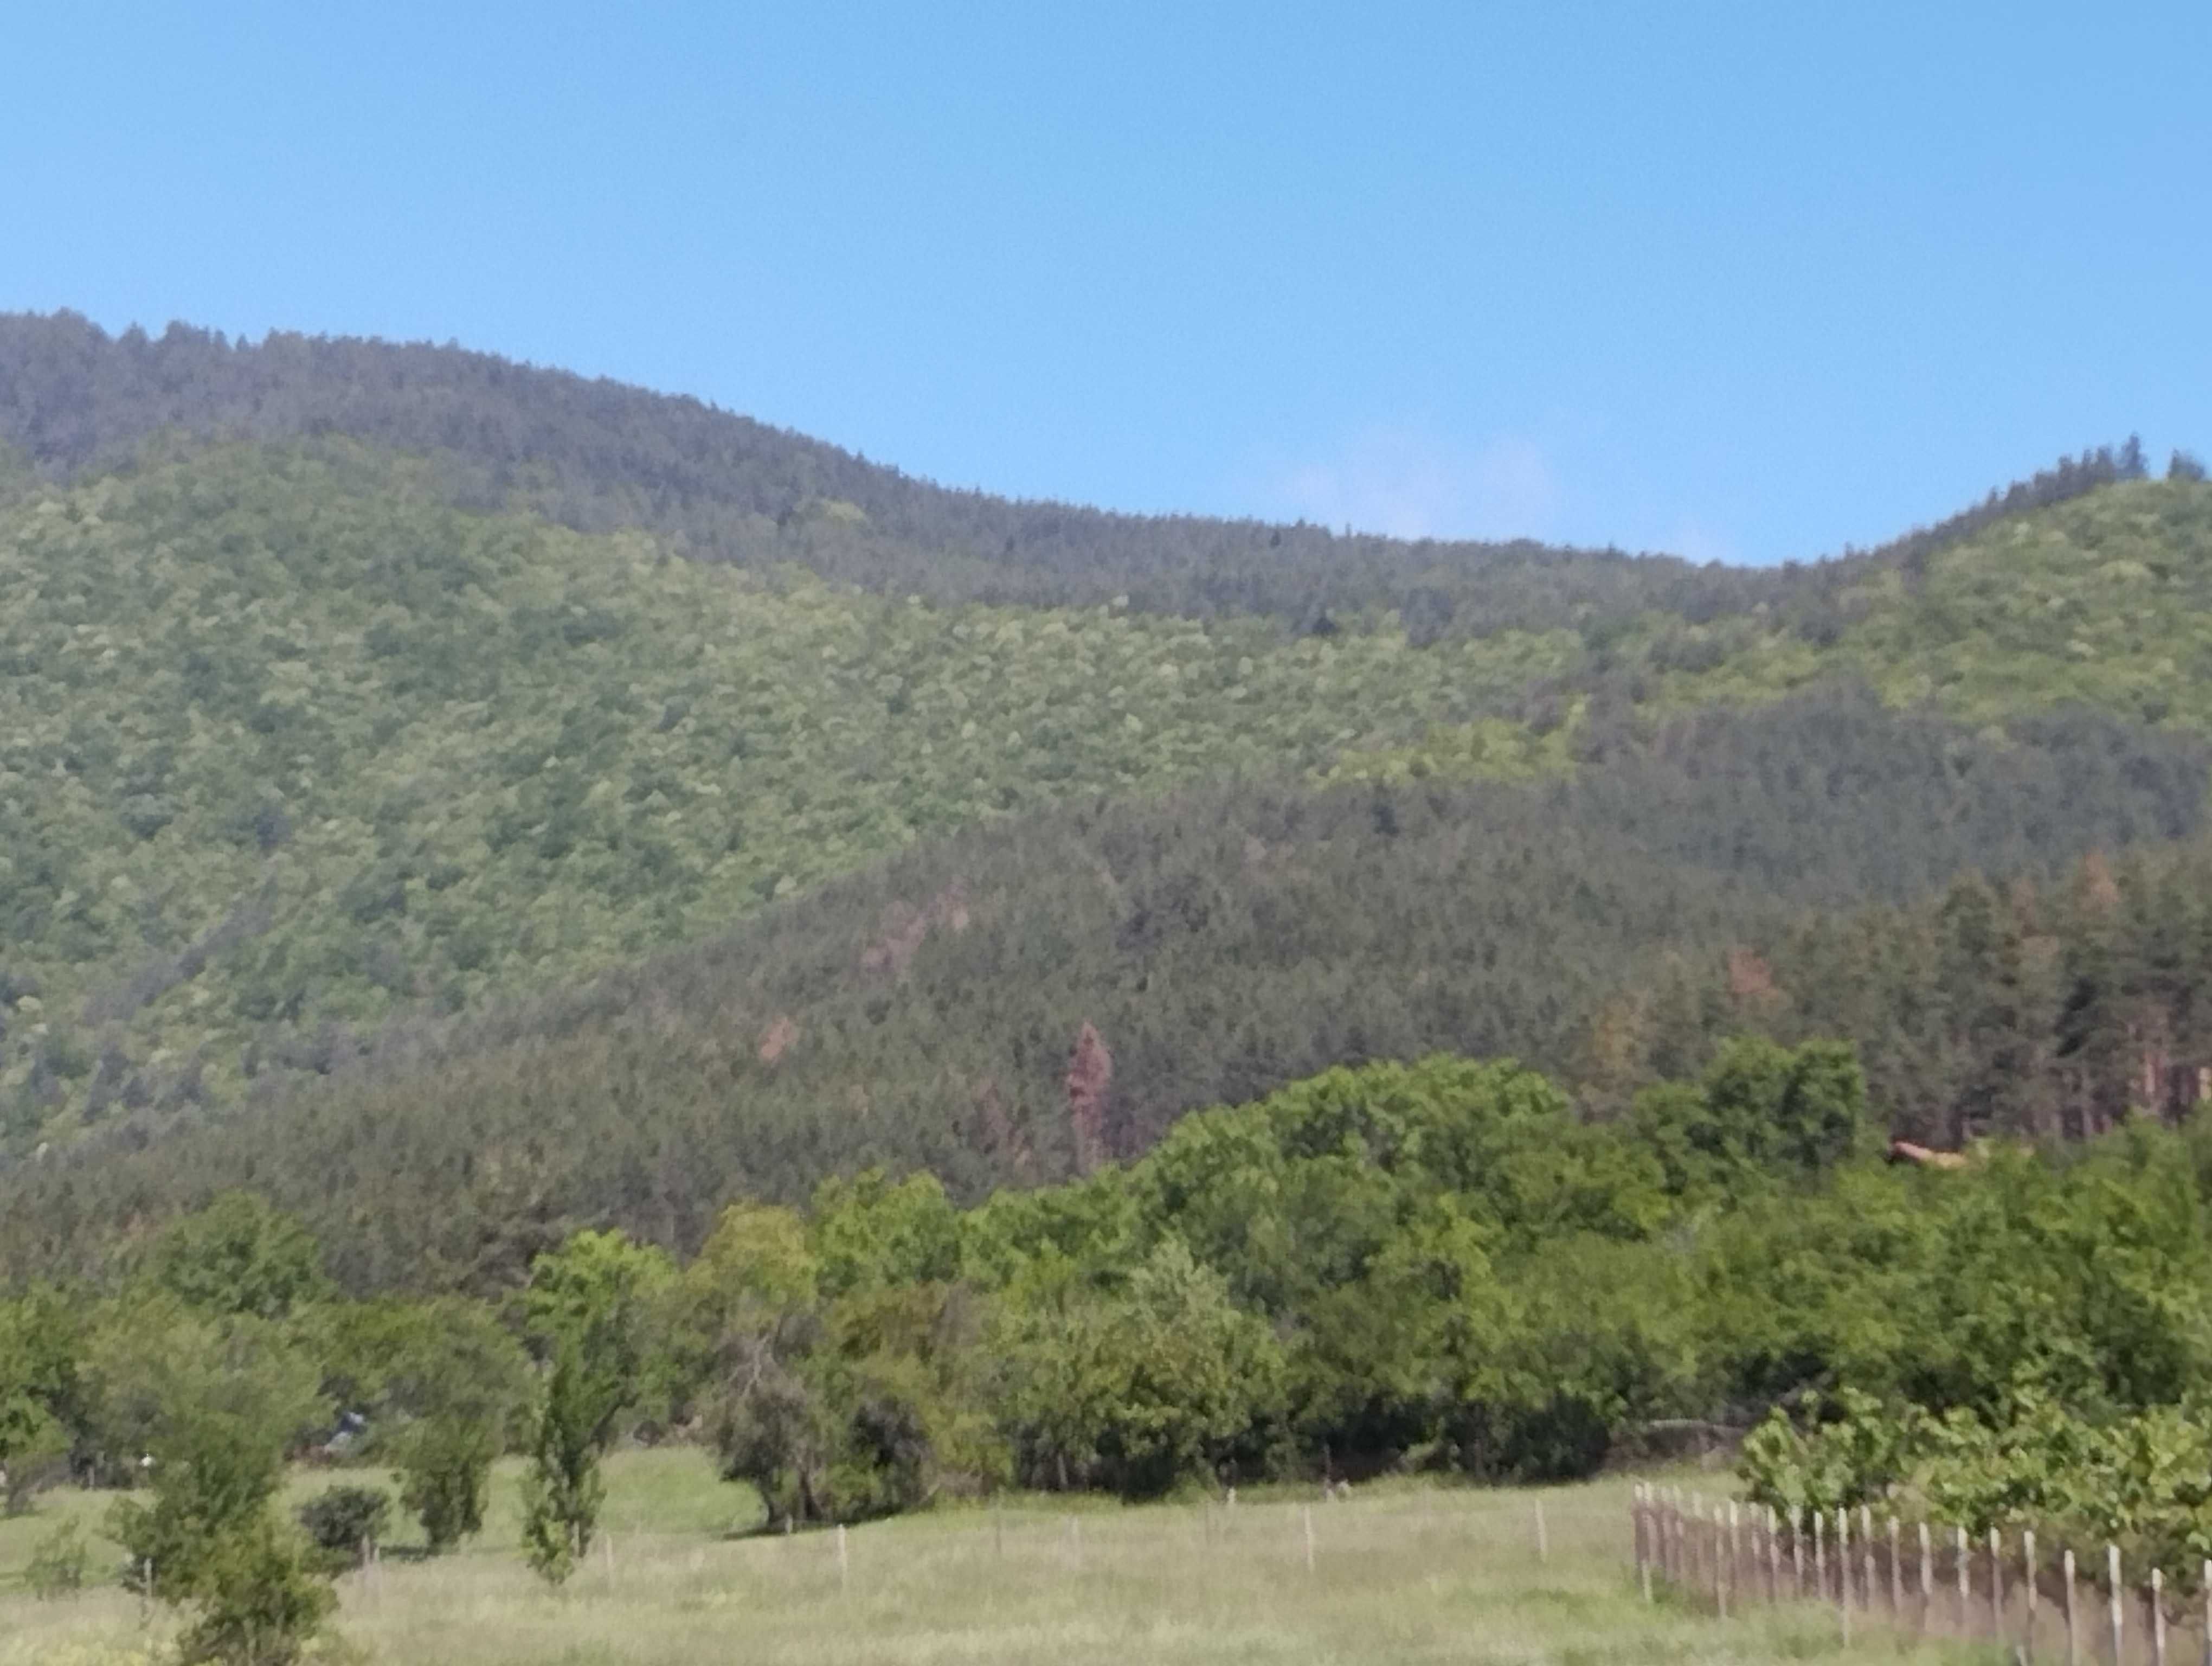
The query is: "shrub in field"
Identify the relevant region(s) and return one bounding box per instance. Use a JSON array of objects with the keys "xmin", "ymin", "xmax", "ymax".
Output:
[
  {"xmin": 107, "ymin": 1384, "xmax": 337, "ymax": 1663},
  {"xmin": 109, "ymin": 1410, "xmax": 287, "ymax": 1599},
  {"xmin": 24, "ymin": 1514, "xmax": 89, "ymax": 1597},
  {"xmin": 295, "ymin": 1485, "xmax": 390, "ymax": 1565},
  {"xmin": 397, "ymin": 1415, "xmax": 497, "ymax": 1552},
  {"xmin": 173, "ymin": 1514, "xmax": 337, "ymax": 1666},
  {"xmin": 520, "ymin": 1341, "xmax": 608, "ymax": 1585}
]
